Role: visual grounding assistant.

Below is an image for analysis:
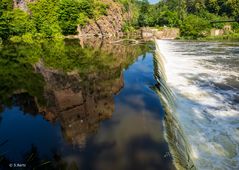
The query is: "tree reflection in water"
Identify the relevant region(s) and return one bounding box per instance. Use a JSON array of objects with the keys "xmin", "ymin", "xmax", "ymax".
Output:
[{"xmin": 0, "ymin": 38, "xmax": 152, "ymax": 169}]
